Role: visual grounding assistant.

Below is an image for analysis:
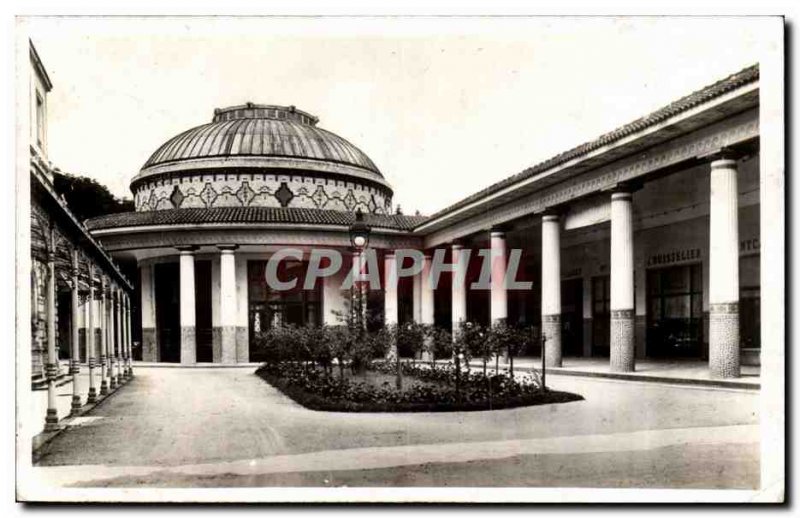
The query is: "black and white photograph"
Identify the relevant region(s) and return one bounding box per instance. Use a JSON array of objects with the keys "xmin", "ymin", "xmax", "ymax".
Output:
[{"xmin": 10, "ymin": 11, "xmax": 787, "ymax": 505}]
